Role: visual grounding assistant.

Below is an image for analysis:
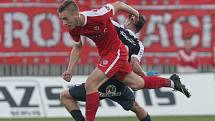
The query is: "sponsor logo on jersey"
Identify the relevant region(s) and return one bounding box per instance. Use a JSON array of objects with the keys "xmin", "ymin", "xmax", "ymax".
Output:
[
  {"xmin": 99, "ymin": 85, "xmax": 122, "ymax": 97},
  {"xmin": 120, "ymin": 31, "xmax": 136, "ymax": 45},
  {"xmin": 94, "ymin": 26, "xmax": 100, "ymax": 31},
  {"xmin": 98, "ymin": 59, "xmax": 108, "ymax": 67},
  {"xmin": 102, "ymin": 59, "xmax": 108, "ymax": 65},
  {"xmin": 86, "ymin": 27, "xmax": 107, "ymax": 39}
]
